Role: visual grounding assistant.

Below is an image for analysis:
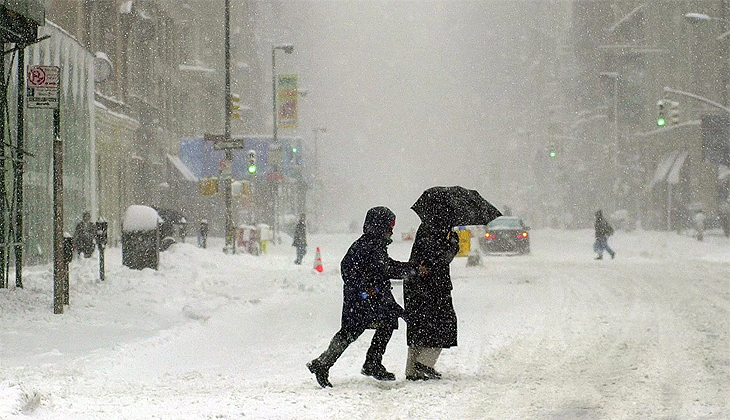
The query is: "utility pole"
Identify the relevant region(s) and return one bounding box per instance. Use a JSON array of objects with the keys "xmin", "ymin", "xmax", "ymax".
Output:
[{"xmin": 223, "ymin": 0, "xmax": 234, "ymax": 253}]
